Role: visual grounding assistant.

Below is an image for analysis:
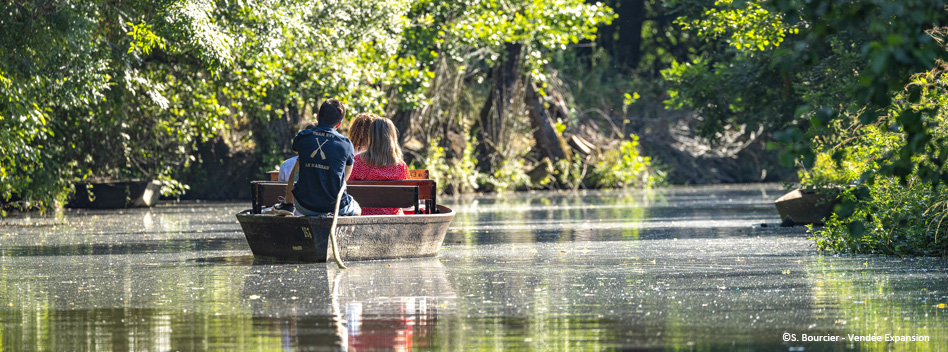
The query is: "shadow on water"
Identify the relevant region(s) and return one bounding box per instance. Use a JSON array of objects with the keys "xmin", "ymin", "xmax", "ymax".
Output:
[
  {"xmin": 1, "ymin": 184, "xmax": 947, "ymax": 351},
  {"xmin": 192, "ymin": 255, "xmax": 257, "ymax": 265}
]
